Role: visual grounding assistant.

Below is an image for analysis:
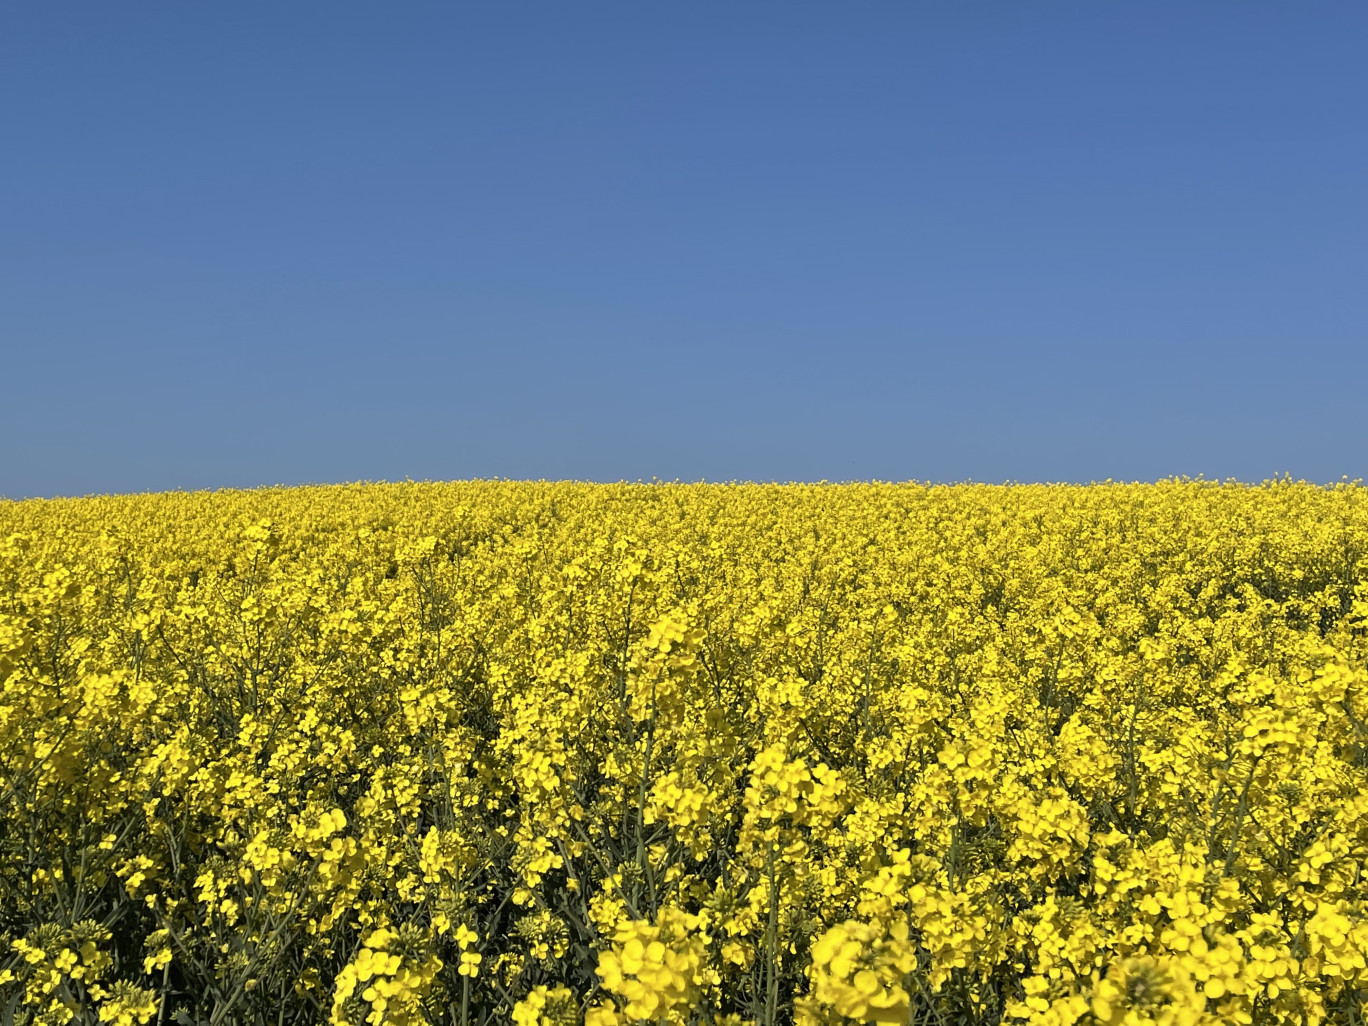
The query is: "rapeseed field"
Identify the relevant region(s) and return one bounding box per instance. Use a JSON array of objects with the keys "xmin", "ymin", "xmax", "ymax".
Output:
[{"xmin": 1, "ymin": 480, "xmax": 1366, "ymax": 1026}]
